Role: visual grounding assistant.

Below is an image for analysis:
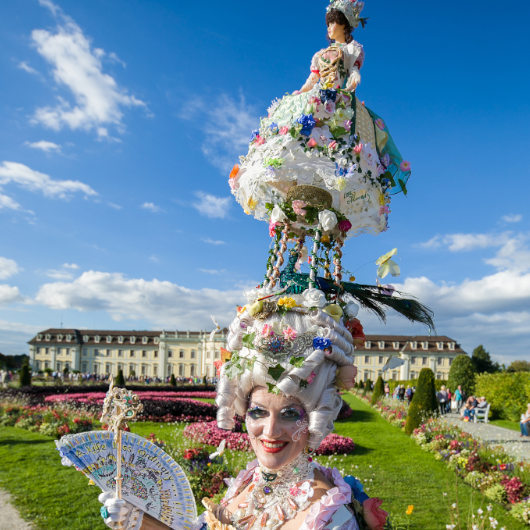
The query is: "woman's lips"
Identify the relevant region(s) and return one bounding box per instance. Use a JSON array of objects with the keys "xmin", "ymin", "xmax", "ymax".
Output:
[{"xmin": 259, "ymin": 439, "xmax": 289, "ymax": 453}]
